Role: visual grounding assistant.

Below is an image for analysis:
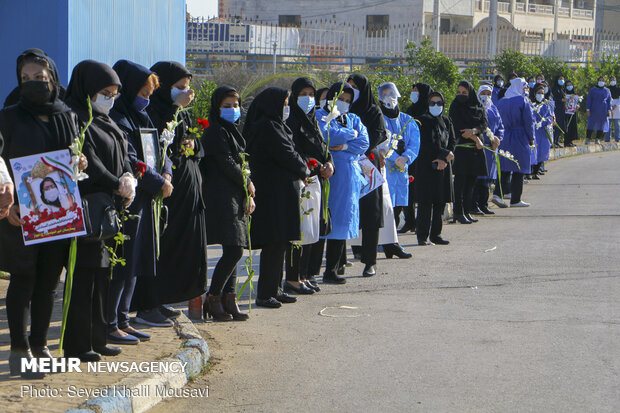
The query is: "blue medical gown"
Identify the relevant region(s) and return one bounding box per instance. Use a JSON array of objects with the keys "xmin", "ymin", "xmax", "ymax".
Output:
[
  {"xmin": 479, "ymin": 104, "xmax": 504, "ymax": 180},
  {"xmin": 496, "ymin": 95, "xmax": 535, "ymax": 174},
  {"xmin": 532, "ymin": 102, "xmax": 553, "ymax": 163},
  {"xmin": 586, "ymin": 86, "xmax": 612, "ymax": 131}
]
